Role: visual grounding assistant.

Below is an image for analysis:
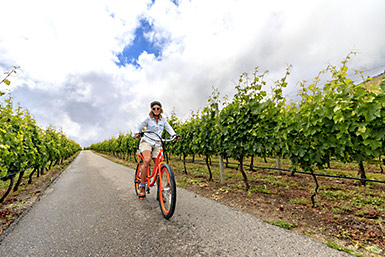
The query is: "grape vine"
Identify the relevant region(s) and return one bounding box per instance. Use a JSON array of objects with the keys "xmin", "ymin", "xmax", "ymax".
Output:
[
  {"xmin": 1, "ymin": 69, "xmax": 81, "ymax": 202},
  {"xmin": 89, "ymin": 55, "xmax": 385, "ymax": 207}
]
